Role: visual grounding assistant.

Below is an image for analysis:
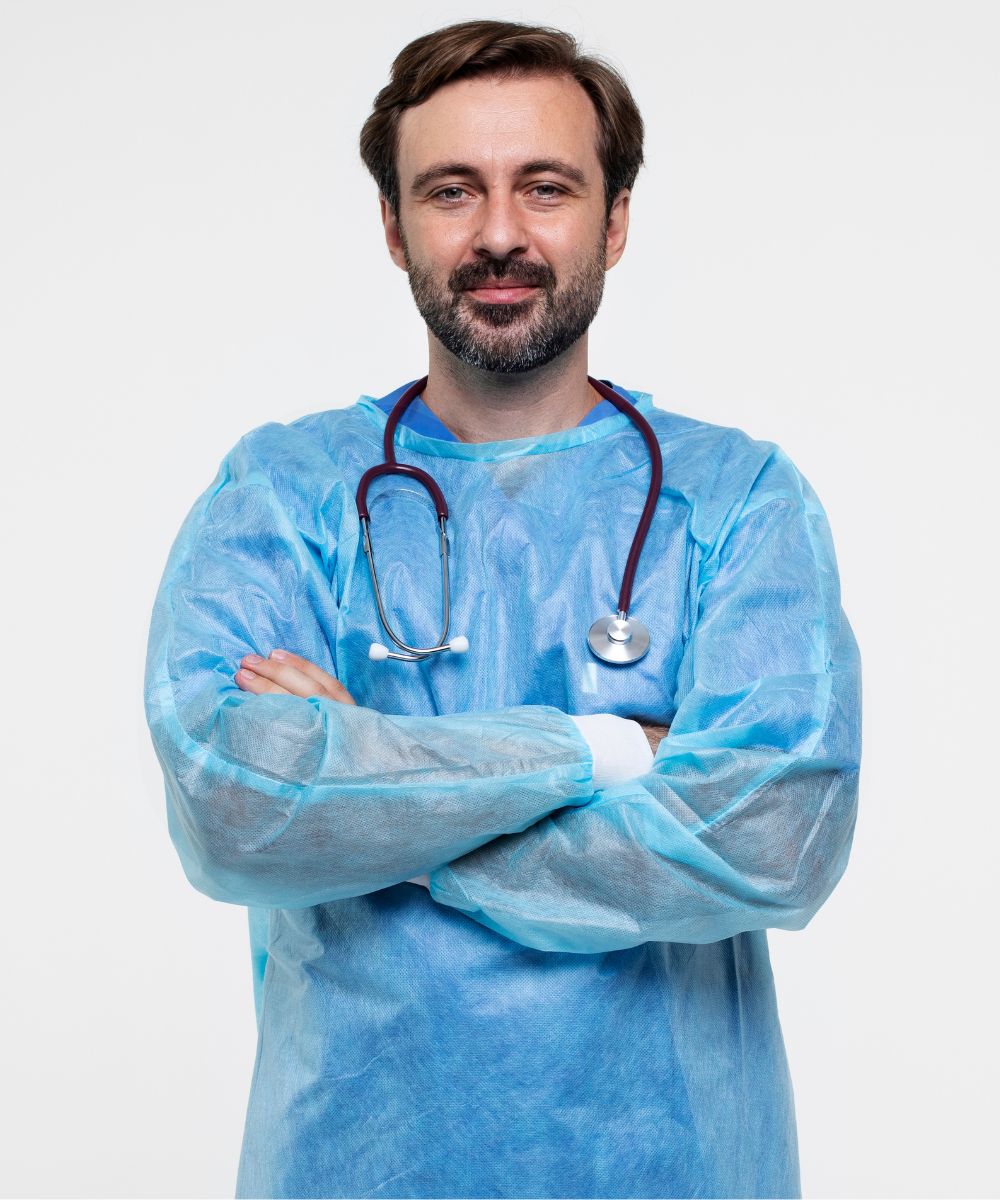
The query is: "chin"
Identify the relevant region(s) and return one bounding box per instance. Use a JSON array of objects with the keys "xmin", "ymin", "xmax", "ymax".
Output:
[{"xmin": 462, "ymin": 297, "xmax": 540, "ymax": 327}]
